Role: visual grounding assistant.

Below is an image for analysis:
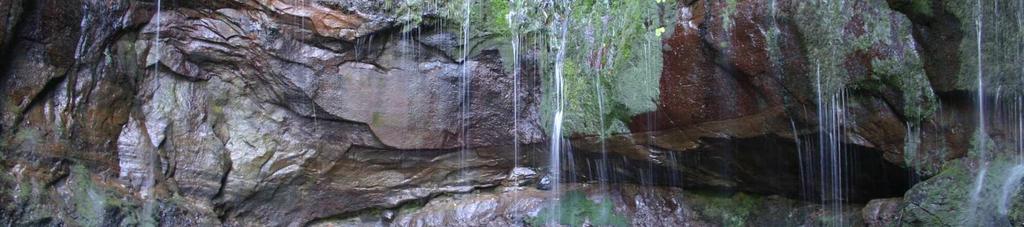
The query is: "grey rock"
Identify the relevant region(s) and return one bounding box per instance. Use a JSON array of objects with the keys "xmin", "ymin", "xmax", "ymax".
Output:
[
  {"xmin": 504, "ymin": 167, "xmax": 538, "ymax": 187},
  {"xmin": 862, "ymin": 198, "xmax": 903, "ymax": 227},
  {"xmin": 384, "ymin": 184, "xmax": 864, "ymax": 227},
  {"xmin": 536, "ymin": 174, "xmax": 552, "ymax": 191}
]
